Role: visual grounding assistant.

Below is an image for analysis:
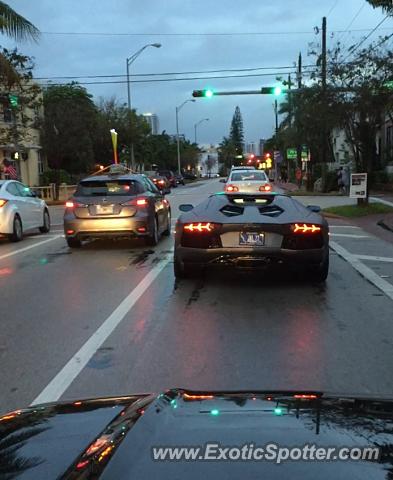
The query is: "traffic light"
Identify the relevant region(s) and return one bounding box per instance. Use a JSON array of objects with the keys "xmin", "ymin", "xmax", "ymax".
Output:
[
  {"xmin": 192, "ymin": 89, "xmax": 214, "ymax": 98},
  {"xmin": 261, "ymin": 86, "xmax": 283, "ymax": 96},
  {"xmin": 8, "ymin": 94, "xmax": 19, "ymax": 108}
]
